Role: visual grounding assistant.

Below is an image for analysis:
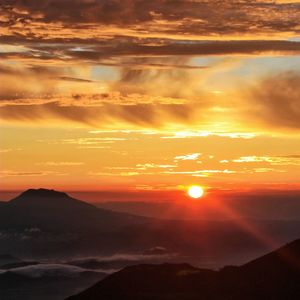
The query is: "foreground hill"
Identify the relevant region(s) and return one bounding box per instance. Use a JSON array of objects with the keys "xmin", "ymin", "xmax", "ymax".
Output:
[{"xmin": 67, "ymin": 239, "xmax": 300, "ymax": 300}]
